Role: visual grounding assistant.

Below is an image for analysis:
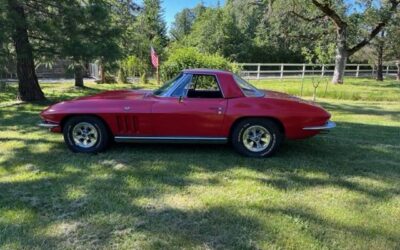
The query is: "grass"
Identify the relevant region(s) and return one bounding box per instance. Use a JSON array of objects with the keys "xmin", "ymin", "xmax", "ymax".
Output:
[
  {"xmin": 0, "ymin": 78, "xmax": 399, "ymax": 249},
  {"xmin": 251, "ymin": 77, "xmax": 400, "ymax": 101}
]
